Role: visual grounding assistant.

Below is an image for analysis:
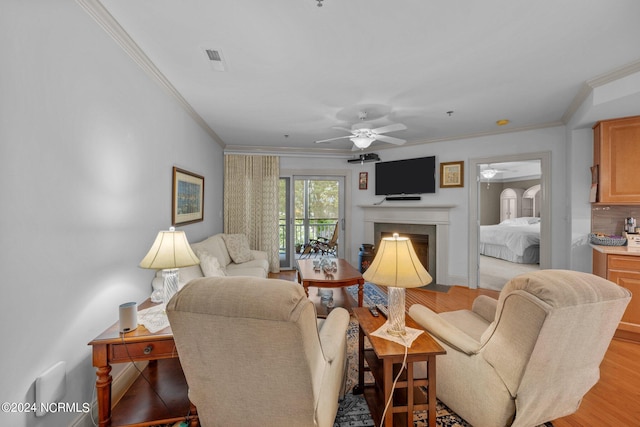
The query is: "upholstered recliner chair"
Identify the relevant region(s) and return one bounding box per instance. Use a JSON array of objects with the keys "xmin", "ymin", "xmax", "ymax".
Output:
[
  {"xmin": 166, "ymin": 276, "xmax": 350, "ymax": 427},
  {"xmin": 409, "ymin": 270, "xmax": 631, "ymax": 427}
]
